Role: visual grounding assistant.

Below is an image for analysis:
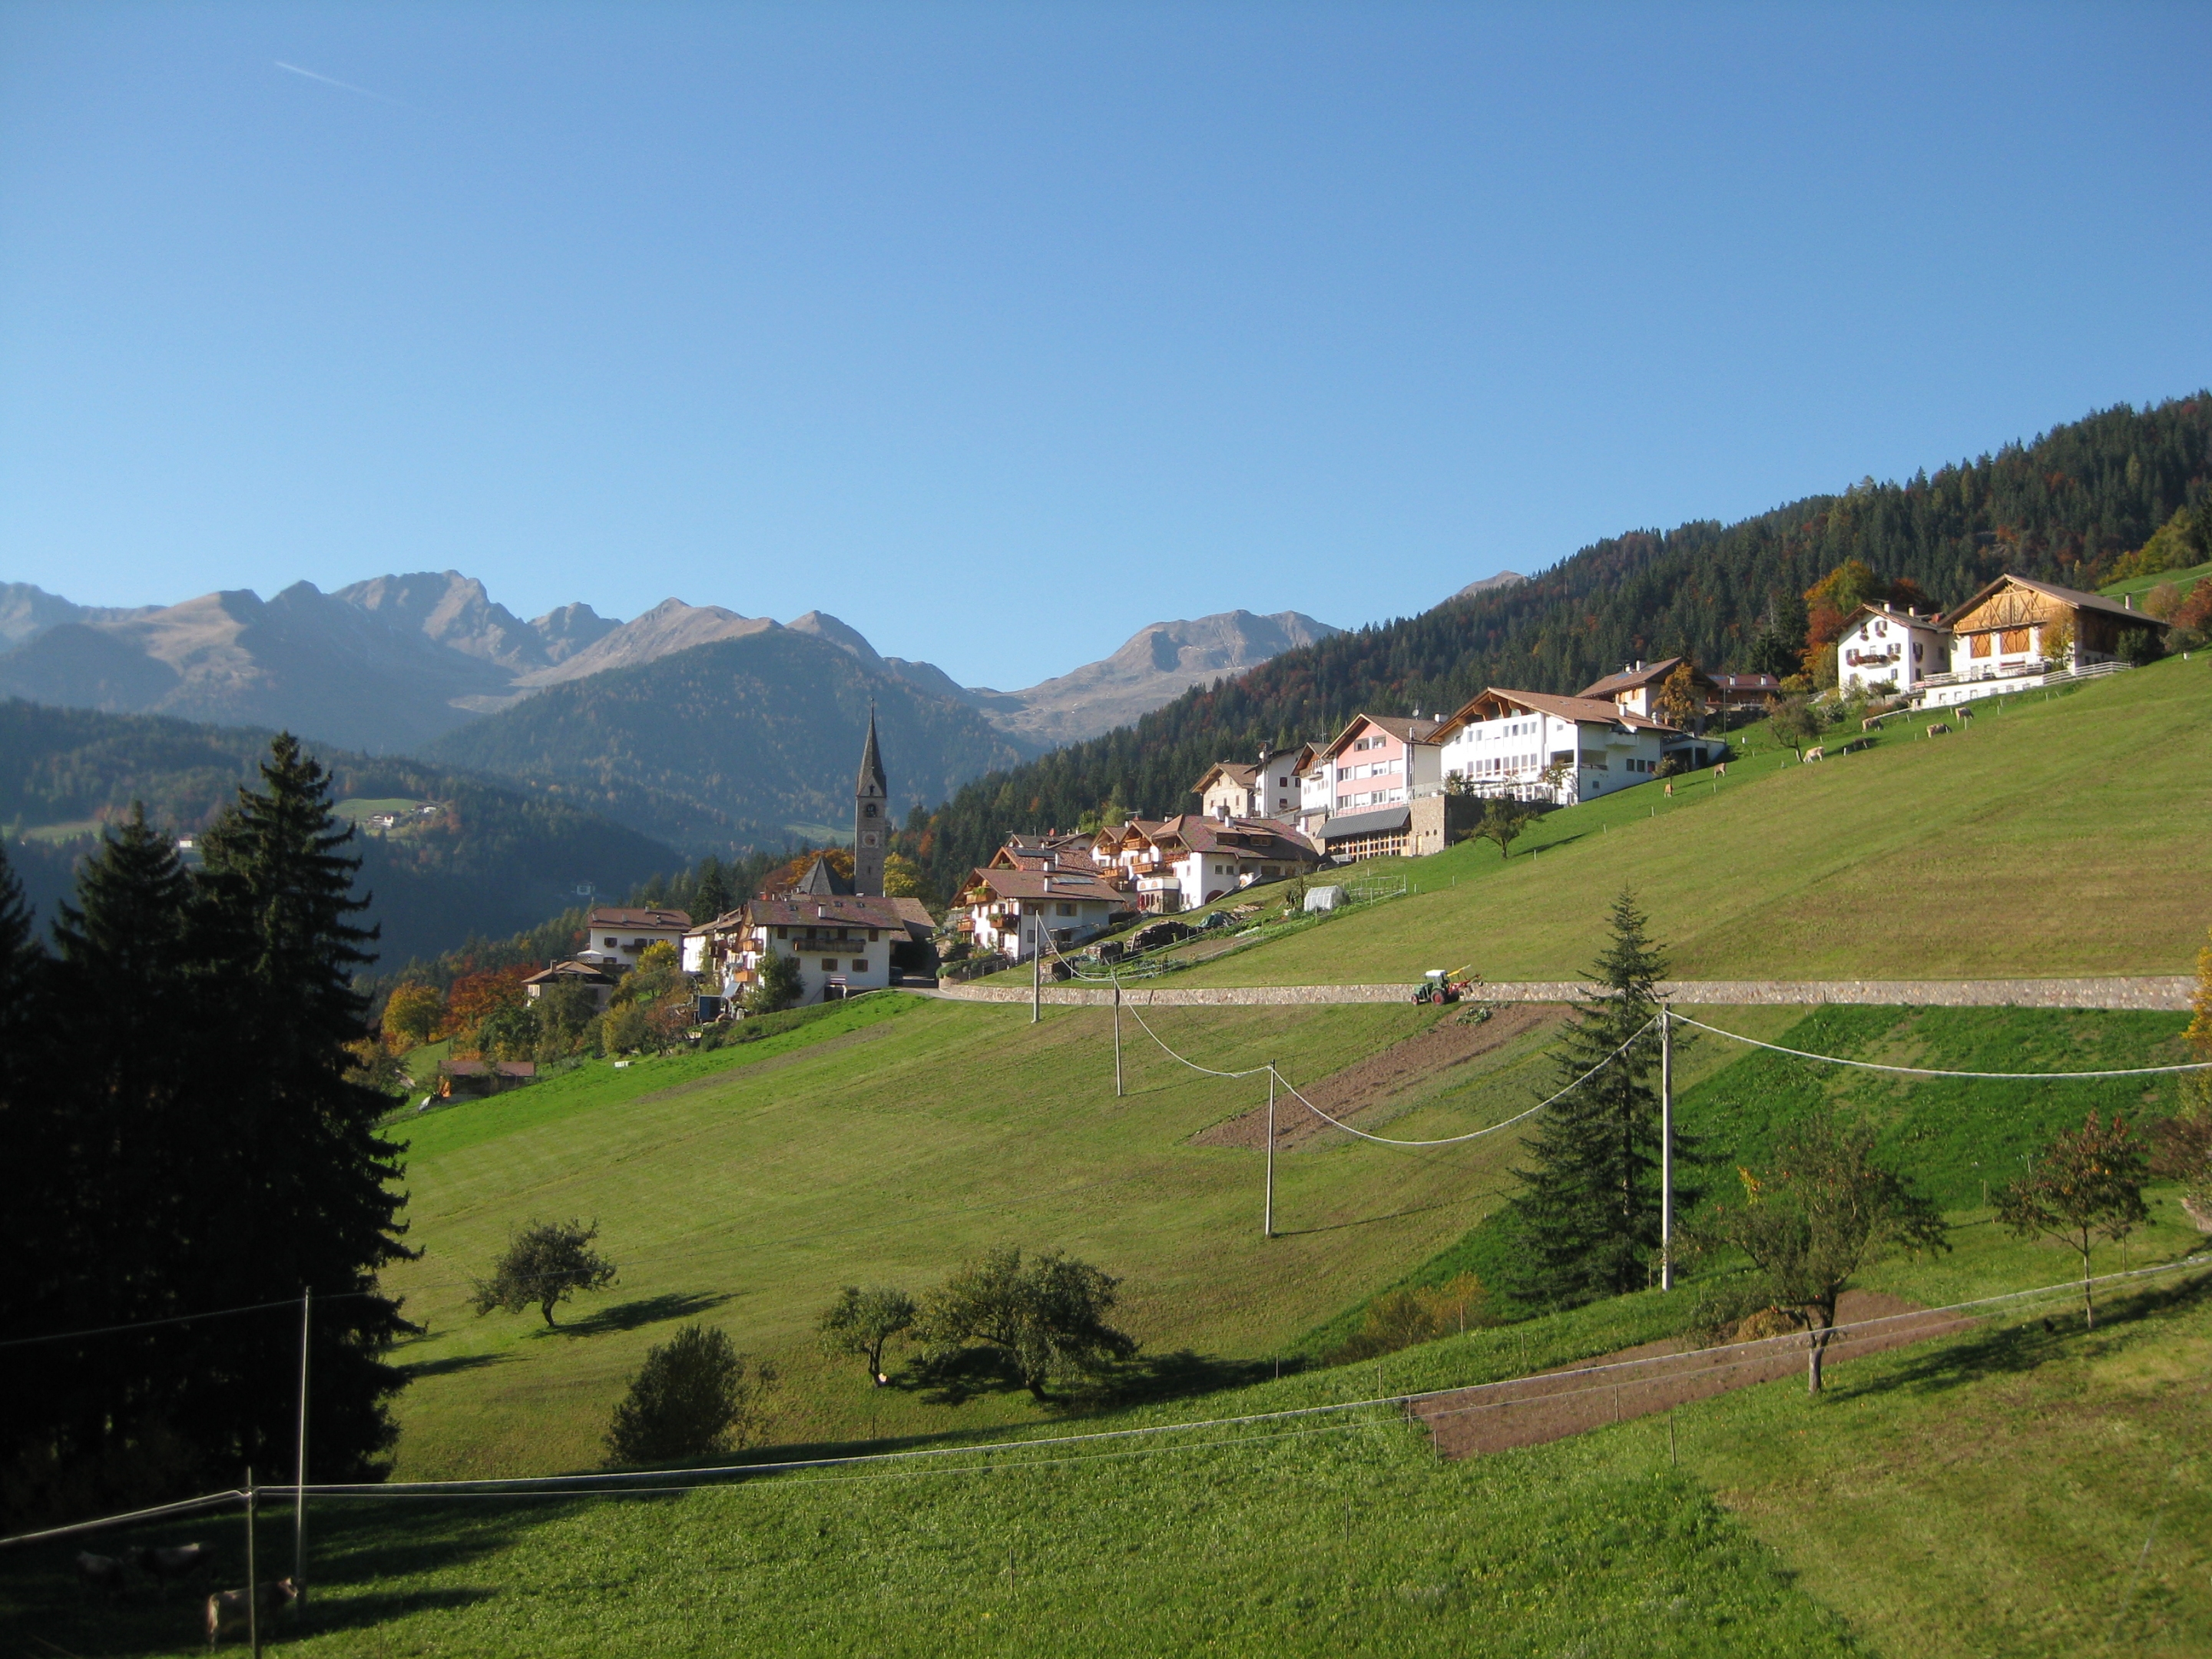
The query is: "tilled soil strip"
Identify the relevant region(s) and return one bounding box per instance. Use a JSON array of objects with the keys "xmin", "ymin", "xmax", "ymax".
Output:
[
  {"xmin": 1411, "ymin": 1290, "xmax": 1975, "ymax": 1459},
  {"xmin": 1193, "ymin": 1003, "xmax": 1562, "ymax": 1151}
]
